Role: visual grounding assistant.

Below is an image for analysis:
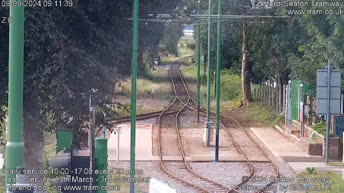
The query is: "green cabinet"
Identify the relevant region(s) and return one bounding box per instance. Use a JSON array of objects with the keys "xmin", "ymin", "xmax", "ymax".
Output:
[{"xmin": 56, "ymin": 129, "xmax": 73, "ymax": 153}]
